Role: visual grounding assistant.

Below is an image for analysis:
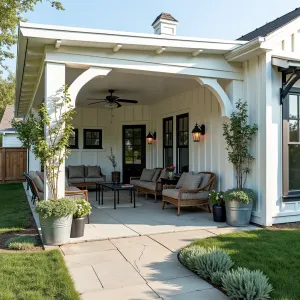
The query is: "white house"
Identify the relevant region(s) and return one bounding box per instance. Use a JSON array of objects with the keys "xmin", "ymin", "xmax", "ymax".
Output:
[
  {"xmin": 0, "ymin": 105, "xmax": 22, "ymax": 147},
  {"xmin": 14, "ymin": 10, "xmax": 300, "ymax": 226}
]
